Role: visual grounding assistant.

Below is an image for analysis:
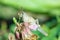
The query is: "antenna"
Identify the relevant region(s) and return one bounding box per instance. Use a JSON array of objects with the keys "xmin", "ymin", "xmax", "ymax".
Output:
[{"xmin": 18, "ymin": 7, "xmax": 24, "ymax": 23}]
